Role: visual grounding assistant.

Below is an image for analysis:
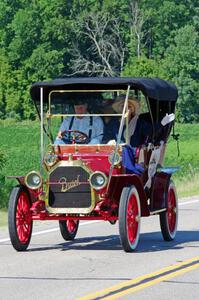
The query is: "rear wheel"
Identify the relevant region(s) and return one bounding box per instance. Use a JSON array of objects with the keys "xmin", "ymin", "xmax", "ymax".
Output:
[
  {"xmin": 119, "ymin": 186, "xmax": 141, "ymax": 252},
  {"xmin": 160, "ymin": 181, "xmax": 178, "ymax": 241},
  {"xmin": 59, "ymin": 220, "xmax": 79, "ymax": 240},
  {"xmin": 8, "ymin": 186, "xmax": 33, "ymax": 251}
]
